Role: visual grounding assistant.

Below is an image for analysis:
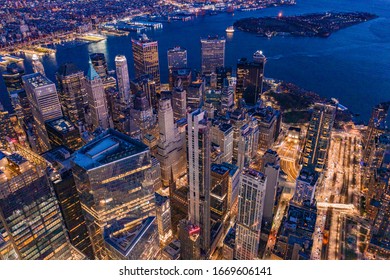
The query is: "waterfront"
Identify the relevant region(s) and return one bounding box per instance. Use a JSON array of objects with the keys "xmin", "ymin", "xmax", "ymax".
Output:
[{"xmin": 1, "ymin": 0, "xmax": 390, "ymax": 122}]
